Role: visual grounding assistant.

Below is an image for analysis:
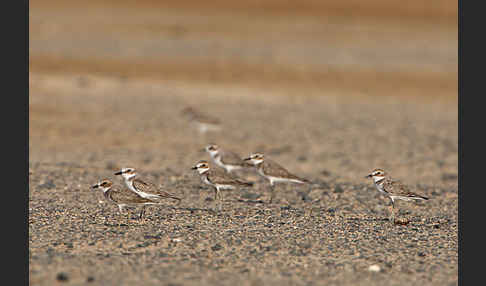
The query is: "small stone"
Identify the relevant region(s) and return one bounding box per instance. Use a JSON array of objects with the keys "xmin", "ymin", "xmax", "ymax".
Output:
[
  {"xmin": 56, "ymin": 272, "xmax": 69, "ymax": 282},
  {"xmin": 368, "ymin": 265, "xmax": 381, "ymax": 272},
  {"xmin": 297, "ymin": 155, "xmax": 307, "ymax": 162},
  {"xmin": 441, "ymin": 173, "xmax": 457, "ymax": 181},
  {"xmin": 321, "ymin": 170, "xmax": 331, "ymax": 176},
  {"xmin": 240, "ymin": 192, "xmax": 261, "ymax": 200},
  {"xmin": 394, "ymin": 218, "xmax": 410, "ymax": 225},
  {"xmin": 334, "ymin": 185, "xmax": 344, "ymax": 193},
  {"xmin": 298, "ymin": 191, "xmax": 311, "ymax": 202},
  {"xmin": 38, "ymin": 181, "xmax": 56, "ymax": 190}
]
